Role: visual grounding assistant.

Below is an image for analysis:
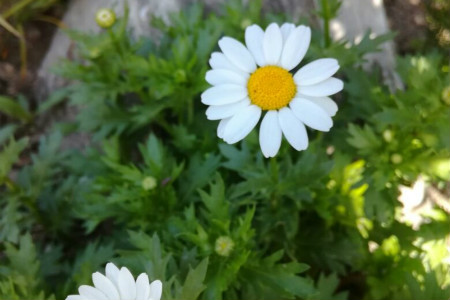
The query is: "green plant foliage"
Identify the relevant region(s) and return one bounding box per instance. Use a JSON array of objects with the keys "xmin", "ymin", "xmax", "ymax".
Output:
[
  {"xmin": 1, "ymin": 0, "xmax": 449, "ymax": 300},
  {"xmin": 0, "ymin": 234, "xmax": 53, "ymax": 299}
]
